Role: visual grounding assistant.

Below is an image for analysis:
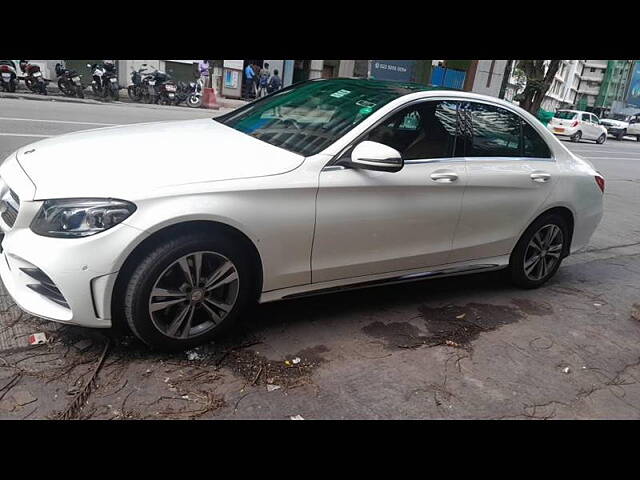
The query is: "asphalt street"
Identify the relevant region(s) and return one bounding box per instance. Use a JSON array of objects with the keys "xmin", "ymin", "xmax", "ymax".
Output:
[{"xmin": 0, "ymin": 97, "xmax": 639, "ymax": 419}]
